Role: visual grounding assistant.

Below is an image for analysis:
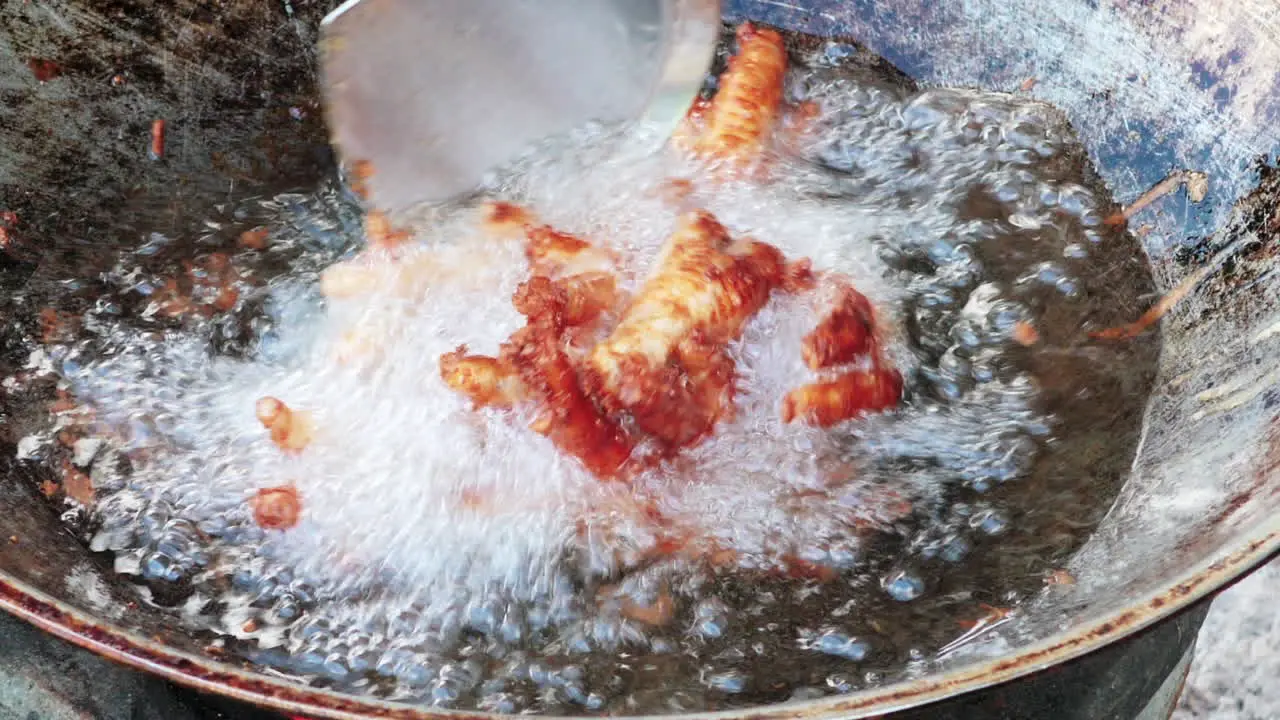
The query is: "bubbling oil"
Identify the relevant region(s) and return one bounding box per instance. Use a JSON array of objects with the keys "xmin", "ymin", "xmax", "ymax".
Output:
[{"xmin": 24, "ymin": 40, "xmax": 1158, "ymax": 715}]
